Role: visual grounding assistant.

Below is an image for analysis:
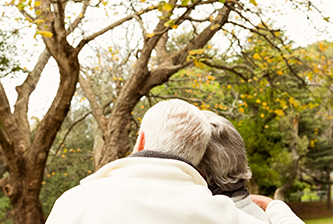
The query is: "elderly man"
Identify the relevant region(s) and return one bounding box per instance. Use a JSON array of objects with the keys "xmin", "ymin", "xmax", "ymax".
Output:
[
  {"xmin": 46, "ymin": 99, "xmax": 303, "ymax": 224},
  {"xmin": 198, "ymin": 110, "xmax": 302, "ymax": 223}
]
